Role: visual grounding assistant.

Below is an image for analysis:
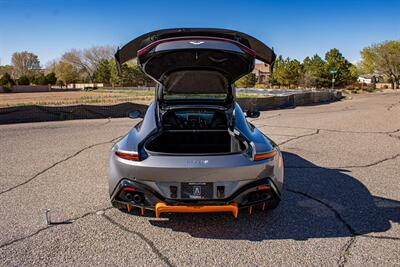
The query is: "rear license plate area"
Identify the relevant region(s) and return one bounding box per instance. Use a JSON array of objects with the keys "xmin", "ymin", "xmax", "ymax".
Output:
[{"xmin": 181, "ymin": 182, "xmax": 213, "ymax": 199}]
